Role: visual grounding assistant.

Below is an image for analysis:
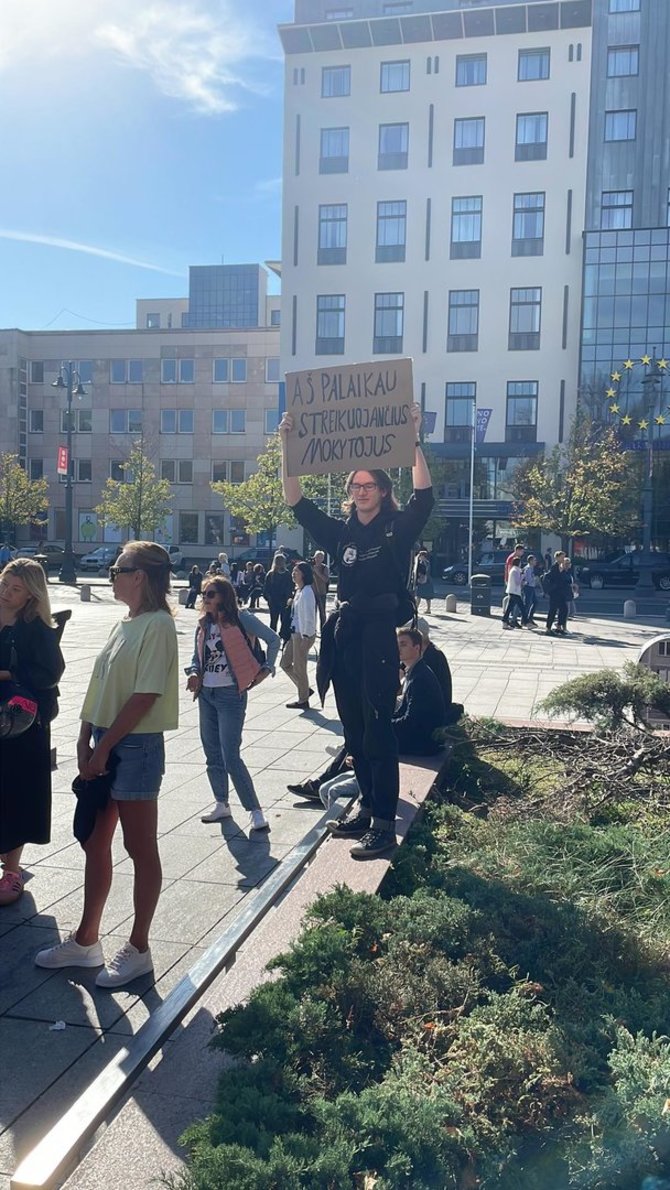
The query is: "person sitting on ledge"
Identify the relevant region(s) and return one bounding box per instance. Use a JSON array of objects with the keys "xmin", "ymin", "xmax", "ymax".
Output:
[{"xmin": 393, "ymin": 627, "xmax": 447, "ymax": 756}]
